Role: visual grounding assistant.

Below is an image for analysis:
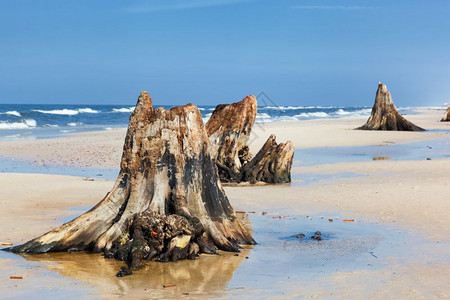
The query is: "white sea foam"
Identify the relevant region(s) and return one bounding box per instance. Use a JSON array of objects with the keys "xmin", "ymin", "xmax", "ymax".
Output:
[
  {"xmin": 67, "ymin": 122, "xmax": 83, "ymax": 127},
  {"xmin": 334, "ymin": 108, "xmax": 371, "ymax": 117},
  {"xmin": 43, "ymin": 124, "xmax": 59, "ymax": 127},
  {"xmin": 1, "ymin": 111, "xmax": 22, "ymax": 117},
  {"xmin": 78, "ymin": 108, "xmax": 99, "ymax": 113},
  {"xmin": 262, "ymin": 105, "xmax": 338, "ymax": 110},
  {"xmin": 33, "ymin": 109, "xmax": 79, "ymax": 115},
  {"xmin": 24, "ymin": 119, "xmax": 37, "ymax": 127},
  {"xmin": 335, "ymin": 109, "xmax": 351, "ymax": 115},
  {"xmin": 256, "ymin": 113, "xmax": 272, "ymax": 119},
  {"xmin": 202, "ymin": 113, "xmax": 212, "ymax": 124},
  {"xmin": 33, "ymin": 108, "xmax": 100, "ymax": 115},
  {"xmin": 294, "ymin": 112, "xmax": 330, "ymax": 118},
  {"xmin": 0, "ymin": 118, "xmax": 37, "ymax": 130},
  {"xmin": 112, "ymin": 107, "xmax": 135, "ymax": 113},
  {"xmin": 263, "ymin": 105, "xmax": 304, "ymax": 110}
]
